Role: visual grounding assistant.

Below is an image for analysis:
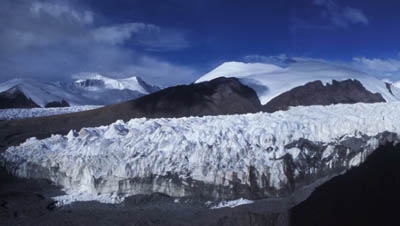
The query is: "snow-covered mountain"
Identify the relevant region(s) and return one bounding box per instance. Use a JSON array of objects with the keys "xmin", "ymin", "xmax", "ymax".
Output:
[
  {"xmin": 196, "ymin": 60, "xmax": 400, "ymax": 105},
  {"xmin": 0, "ymin": 86, "xmax": 40, "ymax": 109},
  {"xmin": 72, "ymin": 73, "xmax": 159, "ymax": 94},
  {"xmin": 0, "ymin": 74, "xmax": 160, "ymax": 108},
  {"xmin": 2, "ymin": 102, "xmax": 400, "ymax": 204},
  {"xmin": 0, "ymin": 78, "xmax": 84, "ymax": 107}
]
